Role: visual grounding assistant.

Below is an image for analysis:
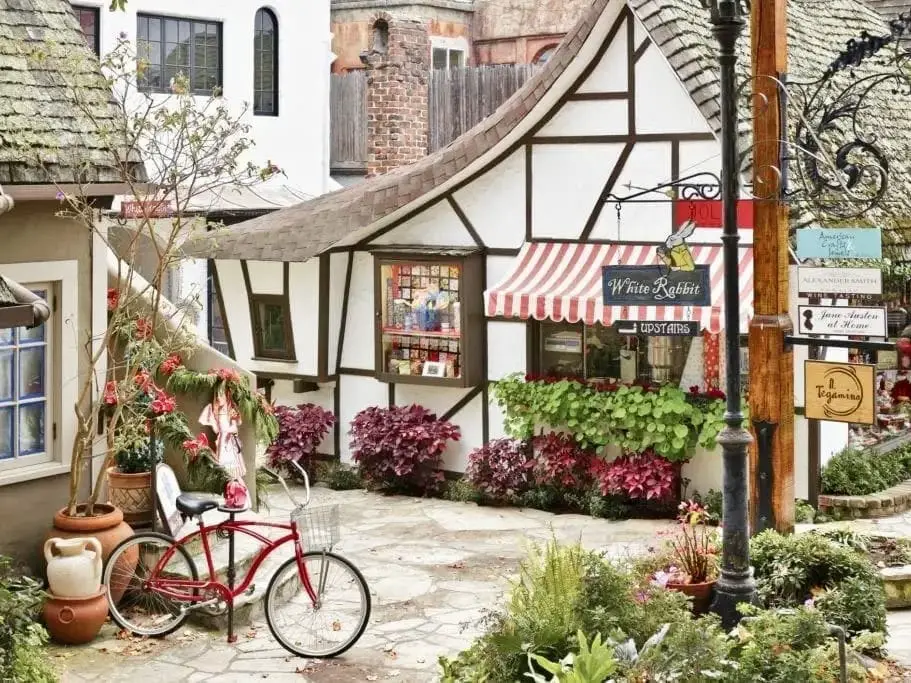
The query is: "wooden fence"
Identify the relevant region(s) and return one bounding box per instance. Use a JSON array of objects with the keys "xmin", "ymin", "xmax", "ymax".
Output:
[{"xmin": 329, "ymin": 64, "xmax": 538, "ymax": 169}]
